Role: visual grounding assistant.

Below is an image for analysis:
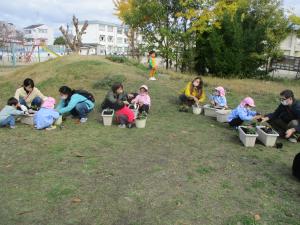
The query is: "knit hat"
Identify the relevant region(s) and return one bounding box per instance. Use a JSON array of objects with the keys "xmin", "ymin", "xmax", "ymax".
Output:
[
  {"xmin": 42, "ymin": 97, "xmax": 56, "ymax": 109},
  {"xmin": 240, "ymin": 97, "xmax": 255, "ymax": 107},
  {"xmin": 215, "ymin": 86, "xmax": 225, "ymax": 97}
]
